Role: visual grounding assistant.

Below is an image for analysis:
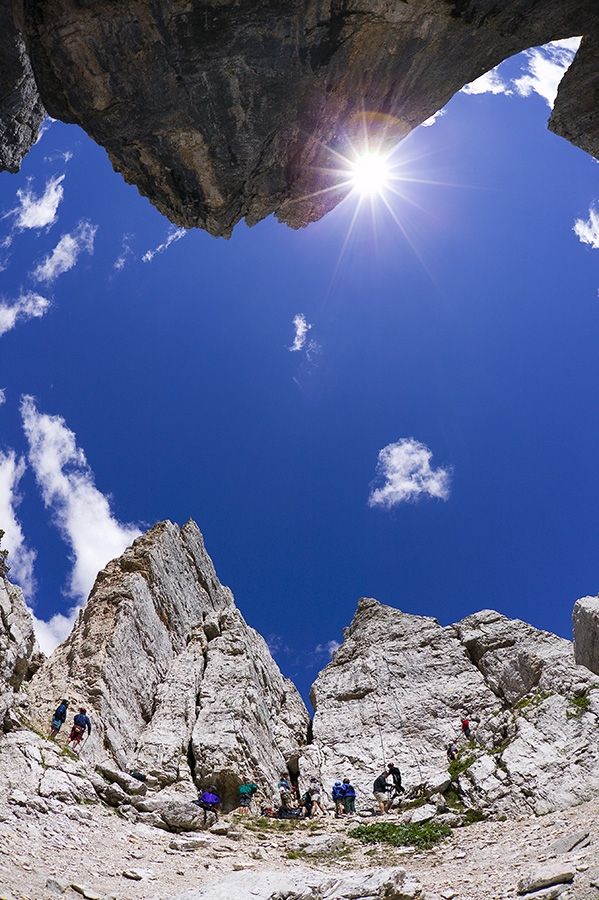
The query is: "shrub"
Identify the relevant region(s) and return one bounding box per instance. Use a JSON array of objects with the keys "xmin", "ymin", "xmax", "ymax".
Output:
[
  {"xmin": 448, "ymin": 753, "xmax": 475, "ymax": 782},
  {"xmin": 349, "ymin": 821, "xmax": 451, "ymax": 851}
]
